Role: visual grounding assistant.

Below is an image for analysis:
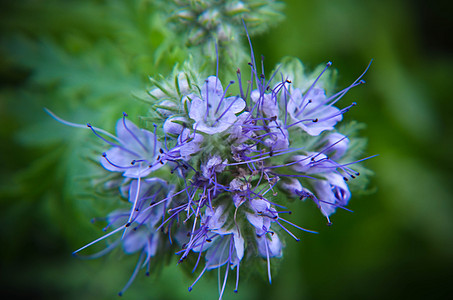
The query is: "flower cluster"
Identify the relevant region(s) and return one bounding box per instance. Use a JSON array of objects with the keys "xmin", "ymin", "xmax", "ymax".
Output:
[
  {"xmin": 159, "ymin": 0, "xmax": 284, "ymax": 46},
  {"xmin": 67, "ymin": 43, "xmax": 372, "ymax": 297}
]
